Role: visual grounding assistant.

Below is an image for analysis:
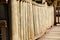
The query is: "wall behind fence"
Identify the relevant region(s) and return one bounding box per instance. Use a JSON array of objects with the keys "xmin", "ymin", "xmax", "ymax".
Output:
[{"xmin": 11, "ymin": 1, "xmax": 54, "ymax": 40}]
